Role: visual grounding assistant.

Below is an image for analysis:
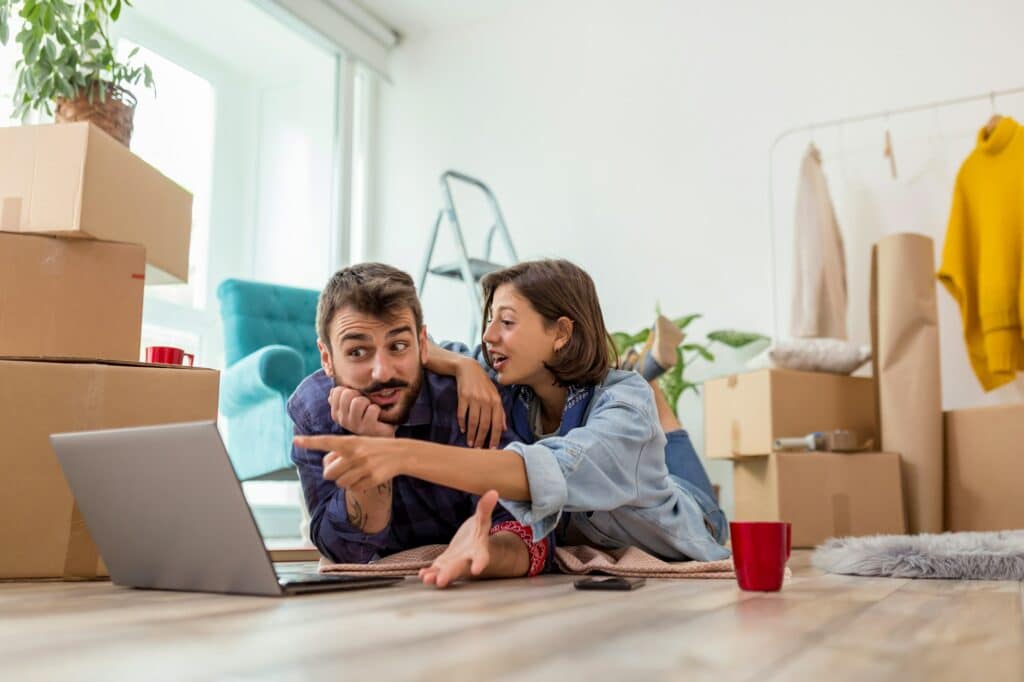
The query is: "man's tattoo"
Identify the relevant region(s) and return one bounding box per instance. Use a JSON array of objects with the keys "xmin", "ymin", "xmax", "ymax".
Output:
[{"xmin": 347, "ymin": 497, "xmax": 366, "ymax": 530}]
